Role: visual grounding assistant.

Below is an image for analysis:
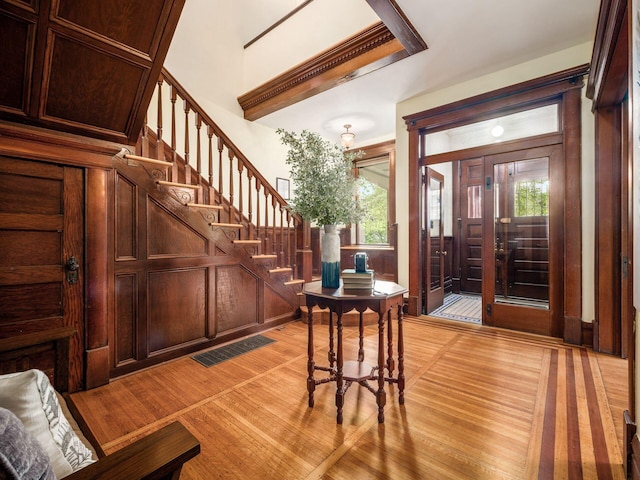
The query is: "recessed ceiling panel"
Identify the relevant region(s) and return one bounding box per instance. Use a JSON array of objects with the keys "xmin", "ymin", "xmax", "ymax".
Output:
[
  {"xmin": 56, "ymin": 0, "xmax": 165, "ymax": 55},
  {"xmin": 45, "ymin": 35, "xmax": 145, "ymax": 132}
]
